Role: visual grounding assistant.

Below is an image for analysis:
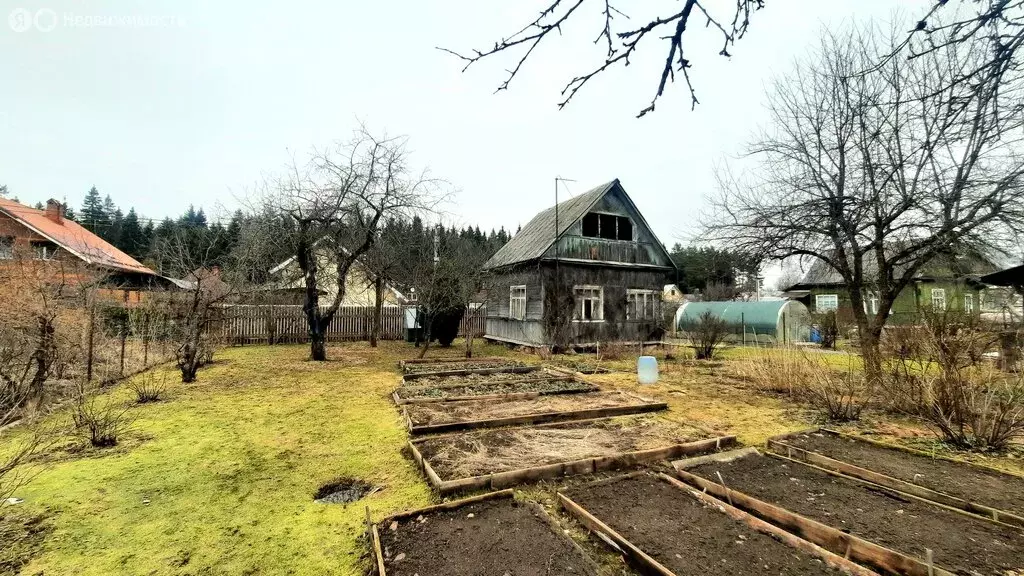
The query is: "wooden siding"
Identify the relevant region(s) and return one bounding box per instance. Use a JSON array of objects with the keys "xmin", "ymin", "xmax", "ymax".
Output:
[
  {"xmin": 486, "ymin": 267, "xmax": 544, "ymax": 321},
  {"xmin": 216, "ymin": 304, "xmax": 485, "ymax": 344}
]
